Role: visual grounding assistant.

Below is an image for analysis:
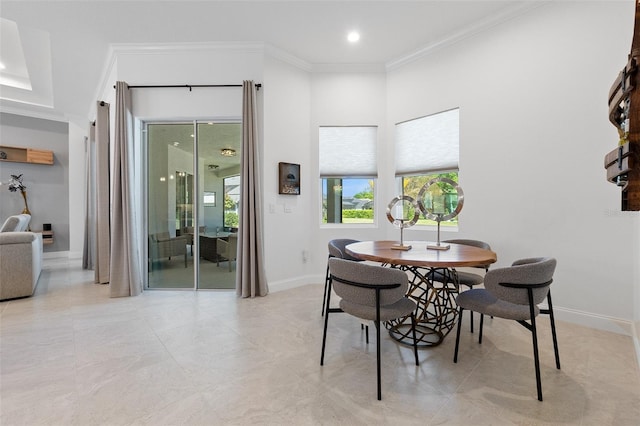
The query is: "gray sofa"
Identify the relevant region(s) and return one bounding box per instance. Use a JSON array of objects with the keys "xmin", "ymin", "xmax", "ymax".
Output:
[{"xmin": 0, "ymin": 214, "xmax": 43, "ymax": 301}]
